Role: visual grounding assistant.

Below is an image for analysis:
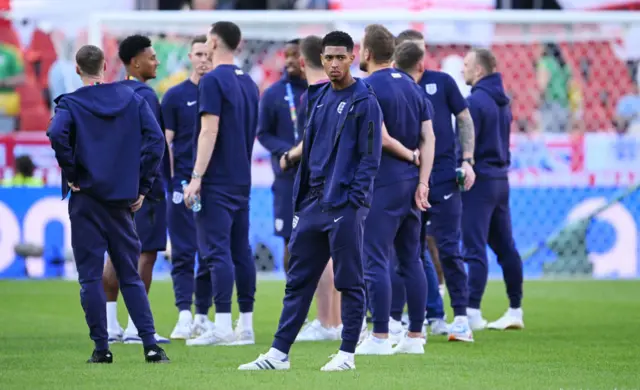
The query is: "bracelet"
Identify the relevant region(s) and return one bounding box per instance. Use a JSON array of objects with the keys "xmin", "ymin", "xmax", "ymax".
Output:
[
  {"xmin": 191, "ymin": 171, "xmax": 202, "ymax": 179},
  {"xmin": 419, "ymin": 181, "xmax": 429, "ymax": 188},
  {"xmin": 284, "ymin": 152, "xmax": 293, "ymax": 168},
  {"xmin": 412, "ymin": 151, "xmax": 417, "ymax": 164}
]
